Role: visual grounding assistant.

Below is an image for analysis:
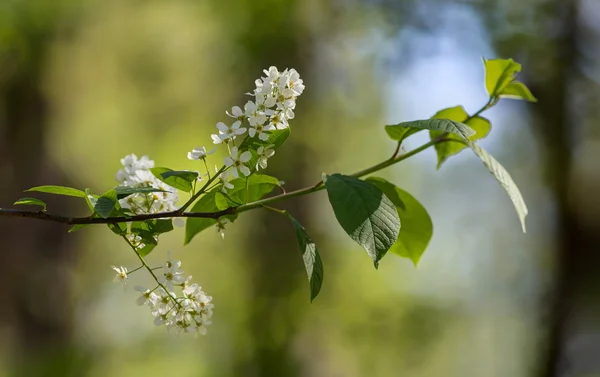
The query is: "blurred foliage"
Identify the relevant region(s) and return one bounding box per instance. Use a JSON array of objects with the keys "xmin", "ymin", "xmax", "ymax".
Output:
[{"xmin": 1, "ymin": 0, "xmax": 594, "ymax": 376}]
